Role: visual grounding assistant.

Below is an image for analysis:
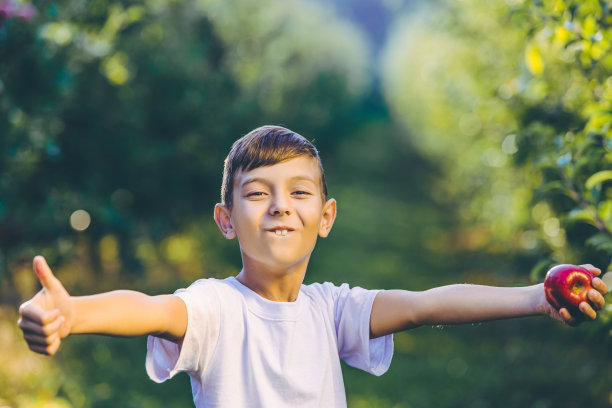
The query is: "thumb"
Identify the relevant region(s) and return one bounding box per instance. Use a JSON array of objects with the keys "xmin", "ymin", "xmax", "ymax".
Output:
[{"xmin": 33, "ymin": 255, "xmax": 62, "ymax": 291}]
